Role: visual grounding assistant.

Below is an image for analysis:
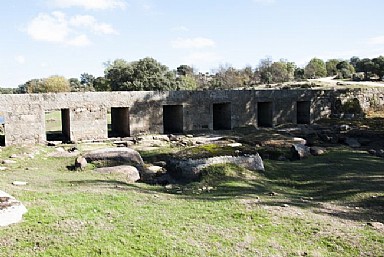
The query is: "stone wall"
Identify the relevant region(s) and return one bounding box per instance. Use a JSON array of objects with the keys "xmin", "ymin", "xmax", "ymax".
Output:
[{"xmin": 0, "ymin": 87, "xmax": 383, "ymax": 146}]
